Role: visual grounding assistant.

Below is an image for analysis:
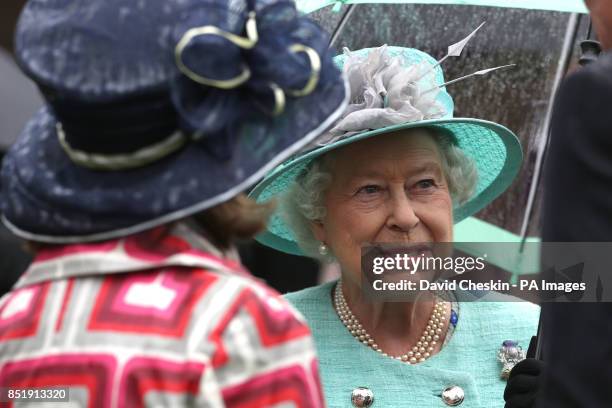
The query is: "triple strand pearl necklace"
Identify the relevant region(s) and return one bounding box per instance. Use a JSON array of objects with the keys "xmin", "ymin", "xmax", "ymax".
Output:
[{"xmin": 334, "ymin": 280, "xmax": 447, "ymax": 364}]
